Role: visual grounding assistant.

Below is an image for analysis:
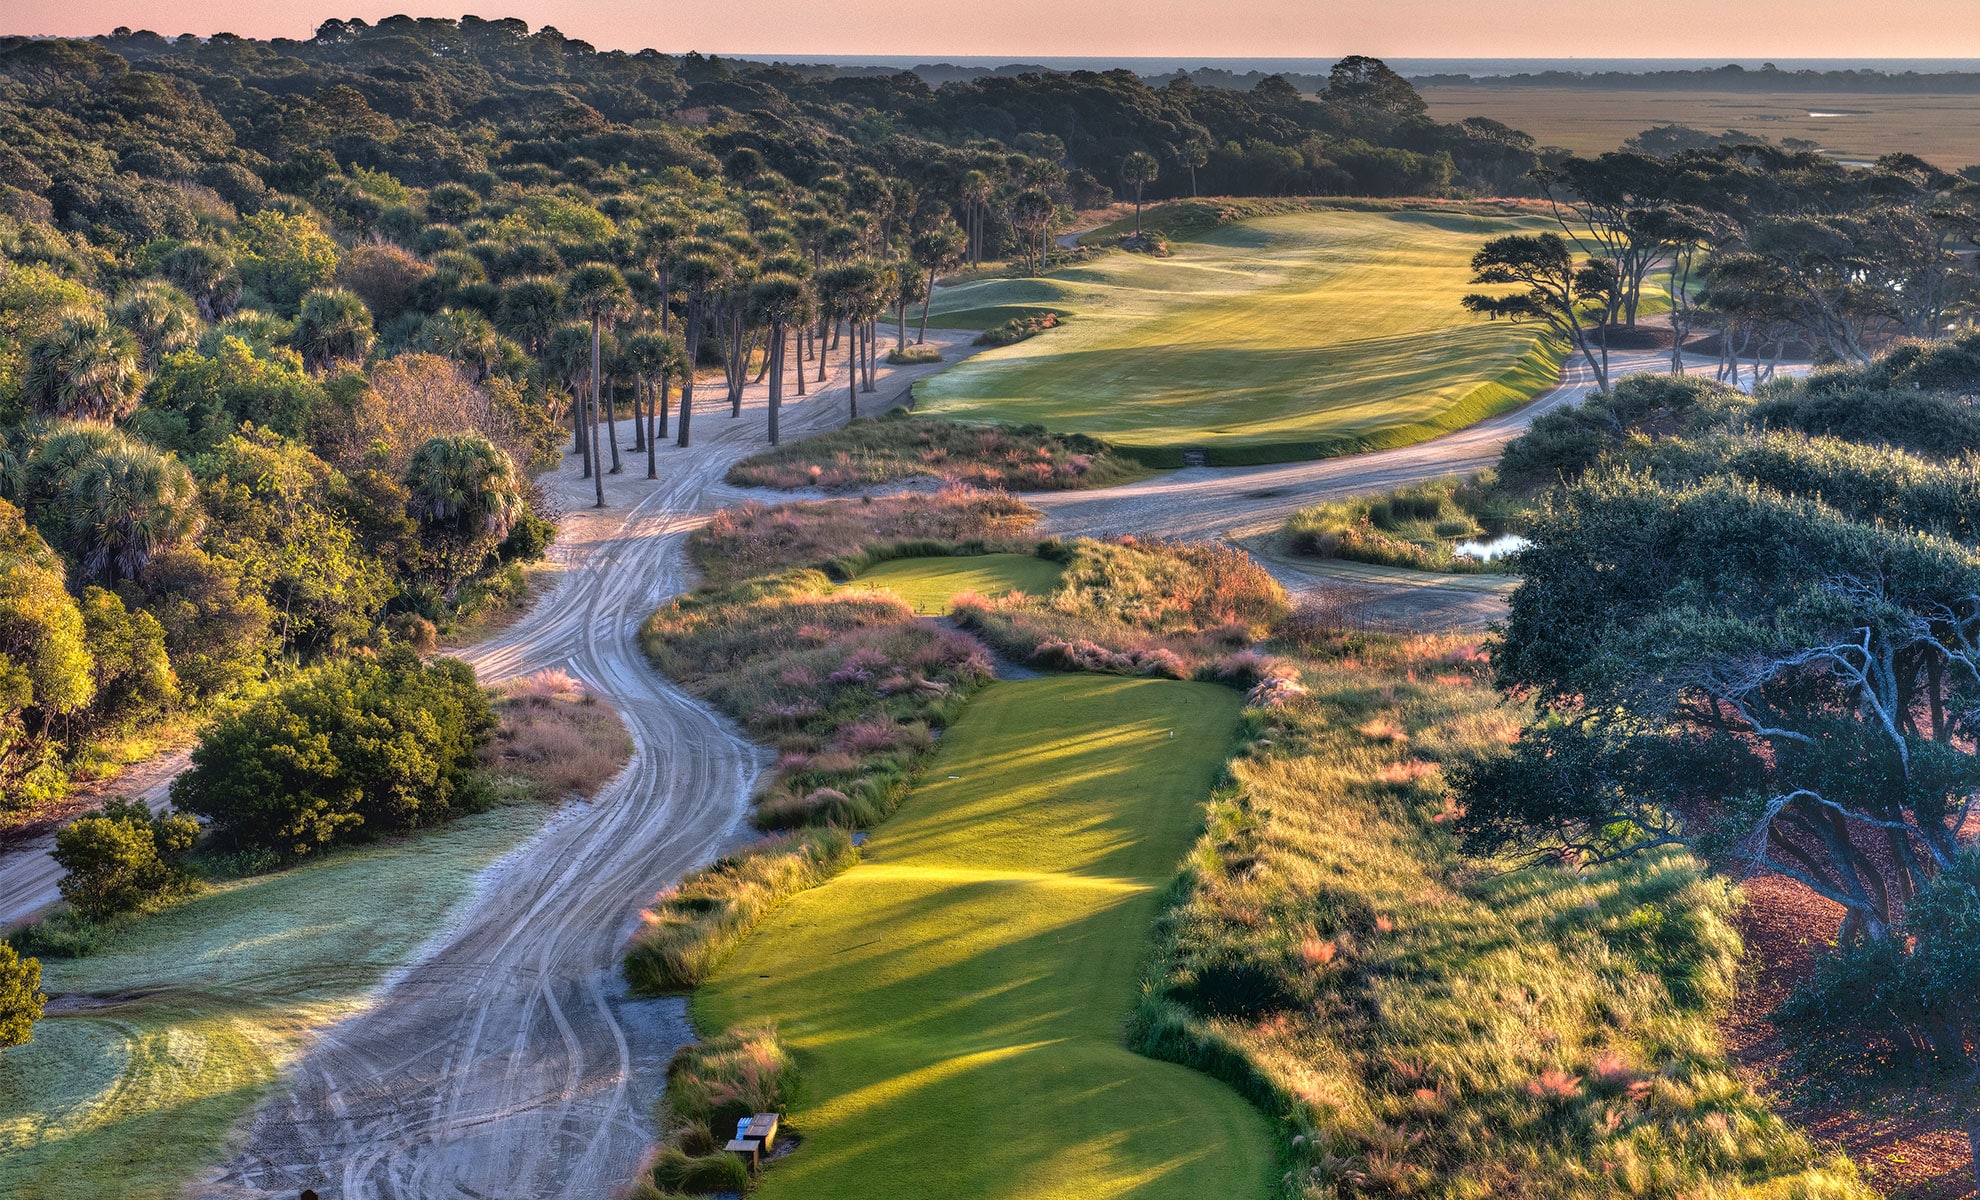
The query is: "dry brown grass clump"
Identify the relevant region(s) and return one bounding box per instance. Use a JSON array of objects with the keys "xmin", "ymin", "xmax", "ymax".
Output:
[
  {"xmin": 643, "ymin": 571, "xmax": 991, "ymax": 830},
  {"xmin": 690, "ymin": 487, "xmax": 1038, "ymax": 586},
  {"xmin": 479, "ymin": 669, "xmax": 633, "ymax": 803}
]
